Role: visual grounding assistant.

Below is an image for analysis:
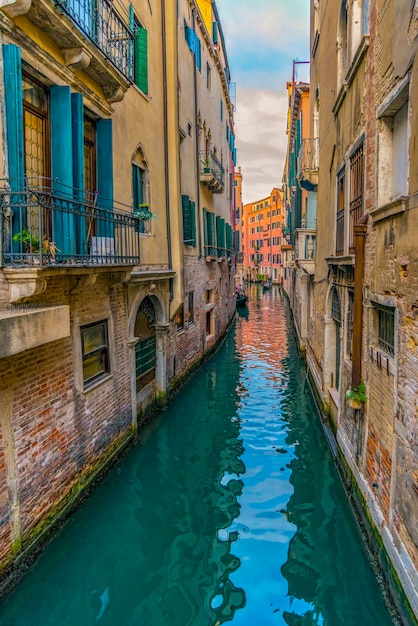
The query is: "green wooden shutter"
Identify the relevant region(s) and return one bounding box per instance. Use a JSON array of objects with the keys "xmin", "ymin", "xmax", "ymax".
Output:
[
  {"xmin": 182, "ymin": 194, "xmax": 191, "ymax": 243},
  {"xmin": 190, "ymin": 200, "xmax": 196, "ymax": 247},
  {"xmin": 135, "ymin": 27, "xmax": 148, "ymax": 94},
  {"xmin": 96, "ymin": 119, "xmax": 114, "ymax": 238},
  {"xmin": 195, "ymin": 37, "xmax": 201, "ymax": 71}
]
